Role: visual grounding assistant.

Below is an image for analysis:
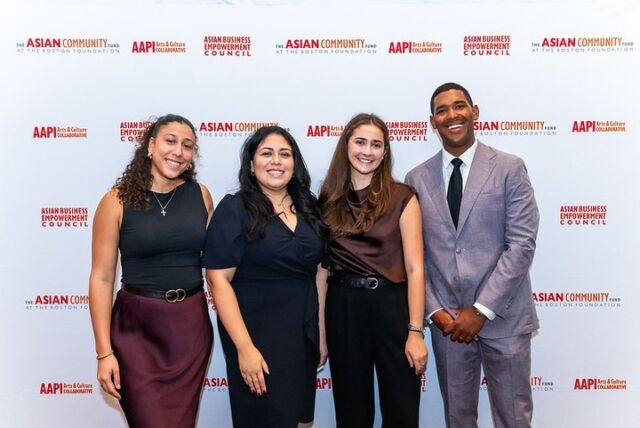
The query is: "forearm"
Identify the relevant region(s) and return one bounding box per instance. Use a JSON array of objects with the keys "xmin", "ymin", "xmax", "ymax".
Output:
[
  {"xmin": 316, "ymin": 266, "xmax": 328, "ymax": 327},
  {"xmin": 407, "ymin": 270, "xmax": 425, "ymax": 327},
  {"xmin": 211, "ymin": 281, "xmax": 254, "ymax": 351},
  {"xmin": 89, "ymin": 277, "xmax": 115, "ymax": 355}
]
